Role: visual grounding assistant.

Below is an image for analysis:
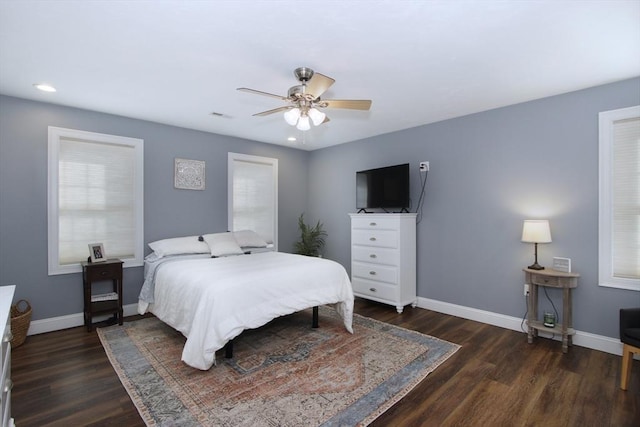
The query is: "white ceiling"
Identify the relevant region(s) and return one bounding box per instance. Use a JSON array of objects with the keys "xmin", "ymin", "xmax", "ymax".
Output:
[{"xmin": 1, "ymin": 1, "xmax": 639, "ymax": 151}]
